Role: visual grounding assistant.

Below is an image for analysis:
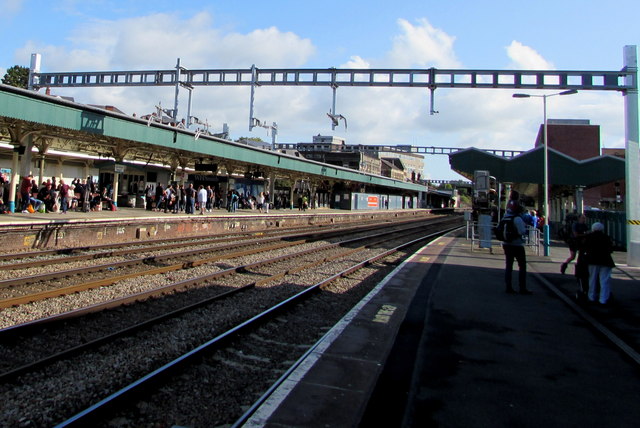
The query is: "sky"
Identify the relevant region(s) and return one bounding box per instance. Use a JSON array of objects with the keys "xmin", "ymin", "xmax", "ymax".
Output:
[{"xmin": 1, "ymin": 0, "xmax": 638, "ymax": 180}]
